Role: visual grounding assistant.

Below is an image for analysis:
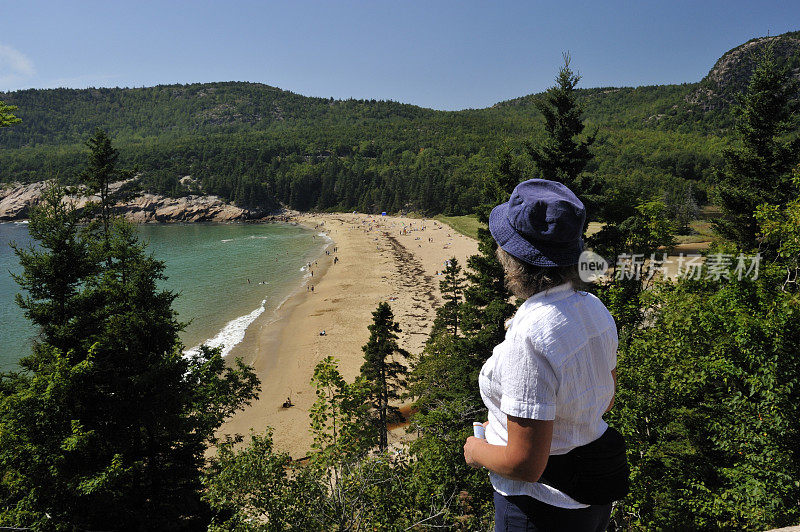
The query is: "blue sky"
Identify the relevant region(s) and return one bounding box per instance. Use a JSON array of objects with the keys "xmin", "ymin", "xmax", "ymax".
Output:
[{"xmin": 1, "ymin": 1, "xmax": 797, "ymax": 110}]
